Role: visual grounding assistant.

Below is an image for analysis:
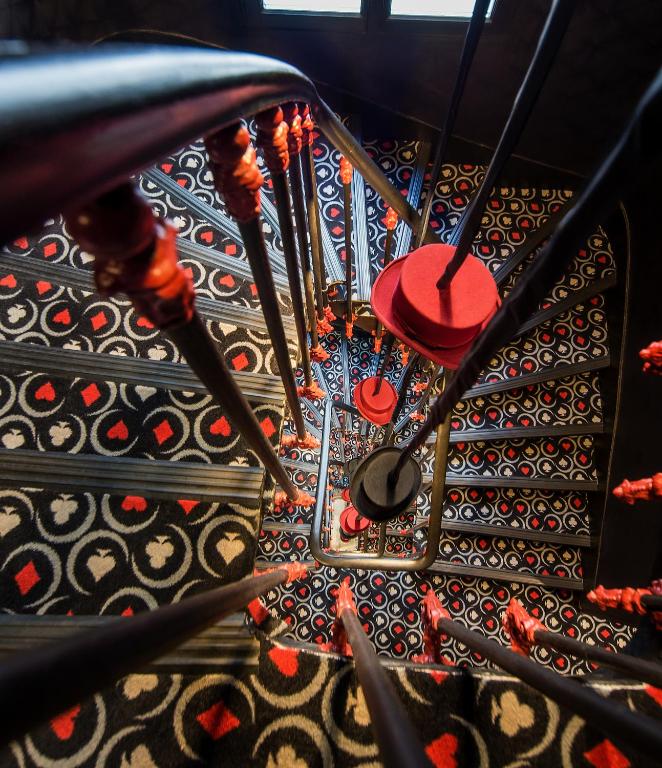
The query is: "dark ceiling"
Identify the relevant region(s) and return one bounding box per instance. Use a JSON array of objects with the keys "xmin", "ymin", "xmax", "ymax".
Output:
[{"xmin": 2, "ymin": 0, "xmax": 661, "ymax": 177}]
